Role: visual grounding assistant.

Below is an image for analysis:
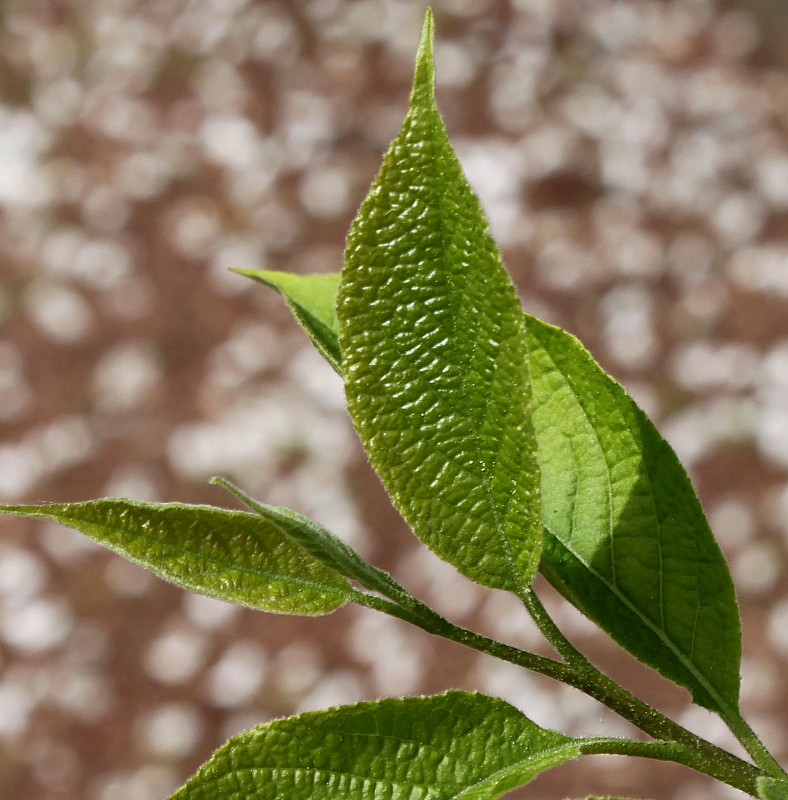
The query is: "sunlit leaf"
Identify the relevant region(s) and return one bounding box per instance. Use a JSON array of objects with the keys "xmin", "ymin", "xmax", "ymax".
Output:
[
  {"xmin": 246, "ymin": 269, "xmax": 742, "ymax": 712},
  {"xmin": 235, "ymin": 269, "xmax": 342, "ymax": 373},
  {"xmin": 169, "ymin": 691, "xmax": 580, "ymax": 800},
  {"xmin": 0, "ymin": 499, "xmax": 352, "ymax": 615},
  {"xmin": 336, "ymin": 10, "xmax": 542, "ymax": 594}
]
